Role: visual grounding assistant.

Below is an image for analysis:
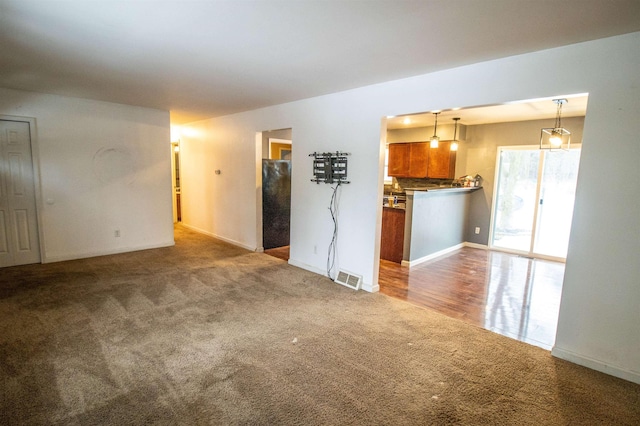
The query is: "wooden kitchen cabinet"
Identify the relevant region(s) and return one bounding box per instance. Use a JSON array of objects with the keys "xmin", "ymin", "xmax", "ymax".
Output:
[
  {"xmin": 408, "ymin": 142, "xmax": 429, "ymax": 177},
  {"xmin": 388, "ymin": 141, "xmax": 456, "ymax": 179},
  {"xmin": 388, "ymin": 142, "xmax": 429, "ymax": 177},
  {"xmin": 388, "ymin": 143, "xmax": 411, "ymax": 176},
  {"xmin": 380, "ymin": 207, "xmax": 405, "ymax": 263},
  {"xmin": 428, "ymin": 141, "xmax": 457, "ymax": 179}
]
